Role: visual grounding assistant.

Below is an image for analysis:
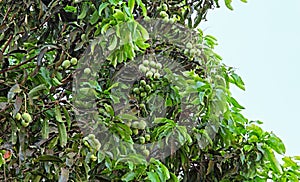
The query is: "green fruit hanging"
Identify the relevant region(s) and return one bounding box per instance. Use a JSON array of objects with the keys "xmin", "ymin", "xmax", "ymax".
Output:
[
  {"xmin": 133, "ymin": 88, "xmax": 140, "ymax": 94},
  {"xmin": 21, "ymin": 120, "xmax": 29, "ymax": 127},
  {"xmin": 146, "ymin": 71, "xmax": 153, "ymax": 78},
  {"xmin": 145, "ymin": 85, "xmax": 151, "ymax": 92},
  {"xmin": 132, "ymin": 121, "xmax": 139, "ymax": 128},
  {"xmin": 62, "ymin": 60, "xmax": 71, "ymax": 69},
  {"xmin": 139, "ymin": 136, "xmax": 145, "ymax": 144},
  {"xmin": 132, "ymin": 128, "xmax": 139, "ymax": 135},
  {"xmin": 140, "ymin": 80, "xmax": 146, "ymax": 86},
  {"xmin": 155, "ymin": 63, "xmax": 162, "ymax": 69},
  {"xmin": 22, "ymin": 113, "xmax": 32, "ymax": 123},
  {"xmin": 84, "ymin": 67, "xmax": 91, "ymax": 75},
  {"xmin": 154, "ymin": 72, "xmax": 160, "ymax": 79},
  {"xmin": 70, "ymin": 57, "xmax": 78, "ymax": 65},
  {"xmin": 138, "ymin": 120, "xmax": 147, "ymax": 130},
  {"xmin": 149, "ymin": 60, "xmax": 156, "ymax": 68},
  {"xmin": 143, "ymin": 149, "xmax": 150, "ymax": 157},
  {"xmin": 145, "ymin": 134, "xmax": 151, "ymax": 141},
  {"xmin": 140, "ymin": 92, "xmax": 147, "ymax": 98},
  {"xmin": 15, "ymin": 113, "xmax": 21, "ymax": 120},
  {"xmin": 143, "ymin": 60, "xmax": 149, "ymax": 66},
  {"xmin": 186, "ymin": 42, "xmax": 193, "ymax": 49},
  {"xmin": 139, "ymin": 64, "xmax": 148, "ymax": 73}
]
